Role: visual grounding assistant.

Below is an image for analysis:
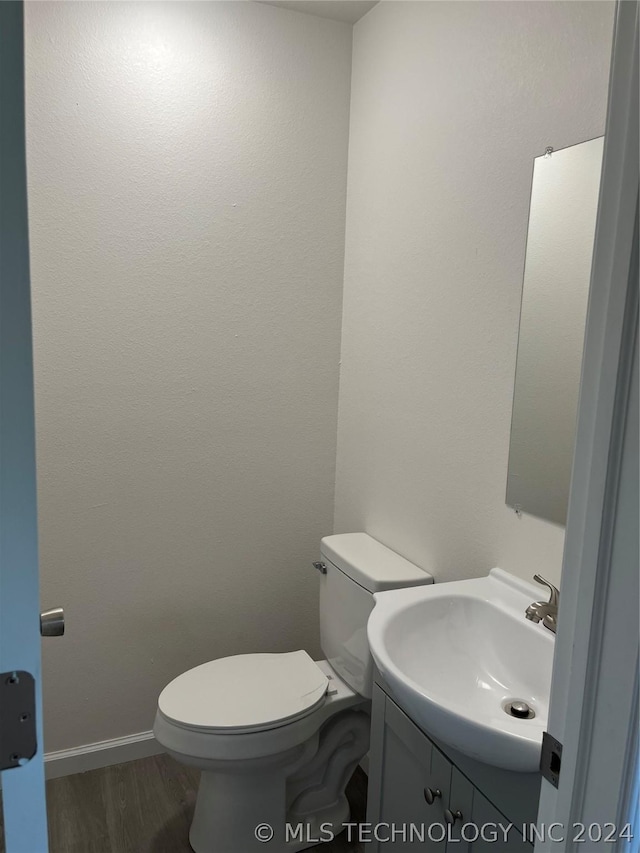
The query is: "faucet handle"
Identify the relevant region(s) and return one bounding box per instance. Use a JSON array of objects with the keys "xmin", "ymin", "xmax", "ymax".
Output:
[{"xmin": 533, "ymin": 574, "xmax": 559, "ymax": 607}]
